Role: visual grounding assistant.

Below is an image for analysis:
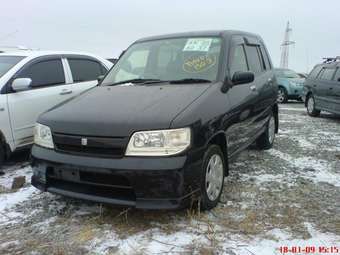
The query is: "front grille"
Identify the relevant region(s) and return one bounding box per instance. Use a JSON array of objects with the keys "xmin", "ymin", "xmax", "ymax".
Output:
[{"xmin": 53, "ymin": 133, "xmax": 128, "ymax": 158}]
